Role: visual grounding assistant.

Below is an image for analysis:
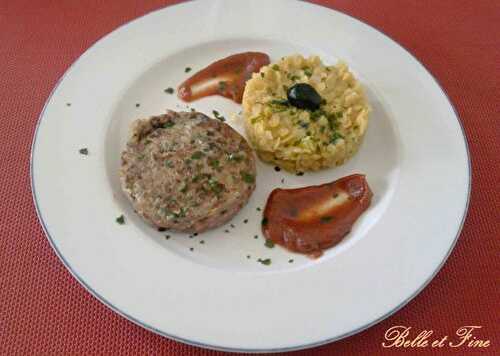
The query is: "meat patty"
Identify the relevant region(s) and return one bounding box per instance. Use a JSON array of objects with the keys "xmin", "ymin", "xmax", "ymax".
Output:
[{"xmin": 120, "ymin": 110, "xmax": 256, "ymax": 233}]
